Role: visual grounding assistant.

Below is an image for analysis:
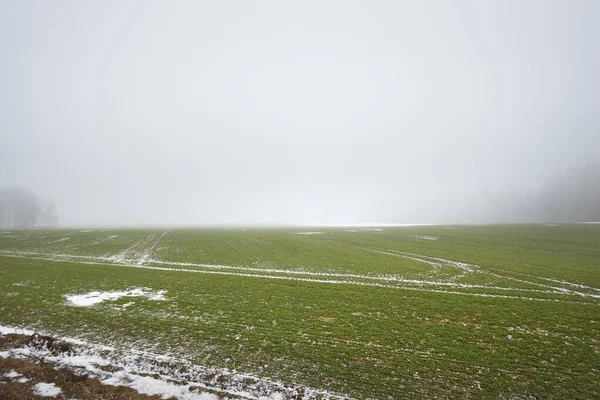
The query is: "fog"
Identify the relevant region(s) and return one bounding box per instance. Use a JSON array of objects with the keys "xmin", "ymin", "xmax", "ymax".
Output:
[{"xmin": 1, "ymin": 1, "xmax": 598, "ymax": 227}]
